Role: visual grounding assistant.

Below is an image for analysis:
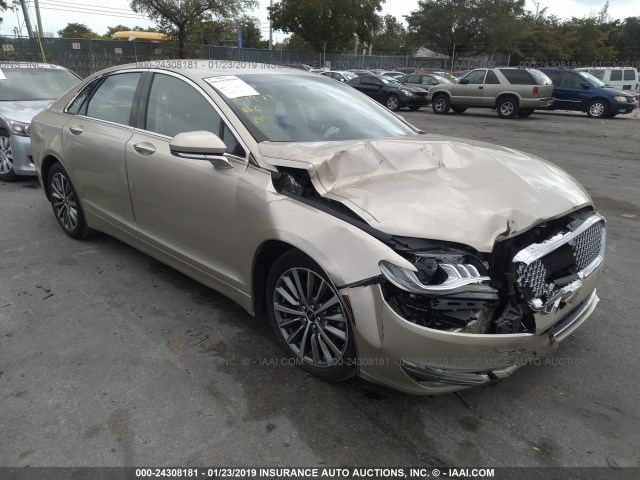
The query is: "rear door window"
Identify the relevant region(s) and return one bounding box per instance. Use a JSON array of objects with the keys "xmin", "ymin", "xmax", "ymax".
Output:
[
  {"xmin": 610, "ymin": 70, "xmax": 622, "ymax": 81},
  {"xmin": 560, "ymin": 72, "xmax": 583, "ymax": 88},
  {"xmin": 623, "ymin": 70, "xmax": 636, "ymax": 80},
  {"xmin": 500, "ymin": 69, "xmax": 534, "ymax": 85},
  {"xmin": 485, "ymin": 71, "xmax": 500, "ymax": 84}
]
